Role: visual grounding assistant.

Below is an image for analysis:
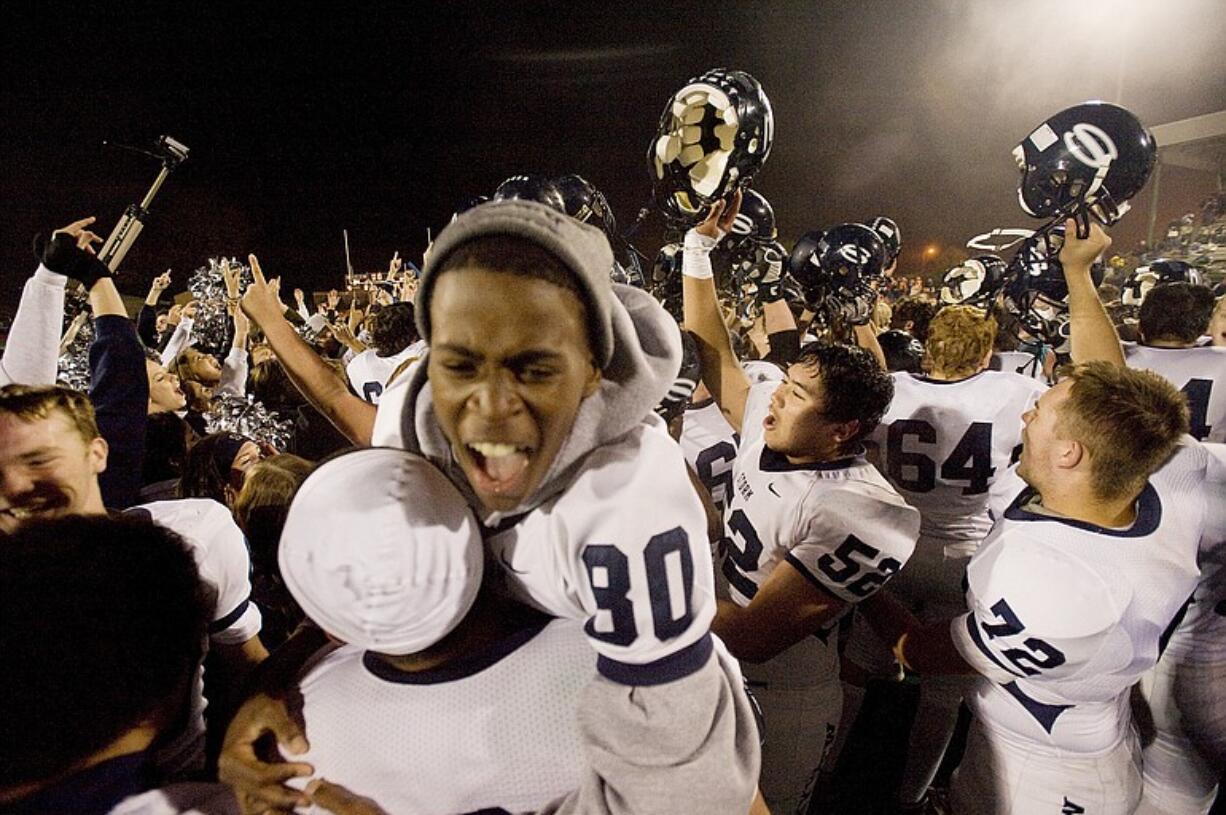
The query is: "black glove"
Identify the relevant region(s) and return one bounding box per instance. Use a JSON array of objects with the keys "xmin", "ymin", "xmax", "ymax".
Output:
[{"xmin": 33, "ymin": 231, "xmax": 112, "ymax": 289}]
